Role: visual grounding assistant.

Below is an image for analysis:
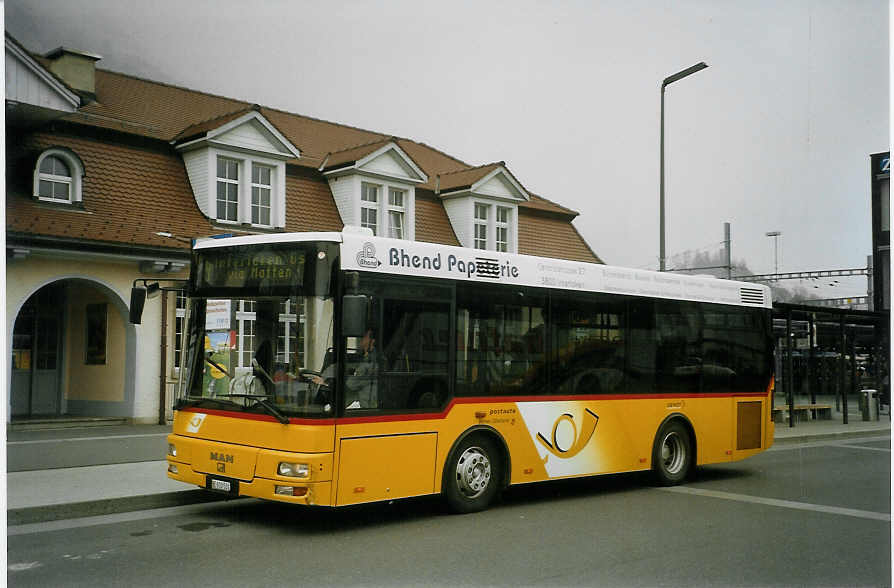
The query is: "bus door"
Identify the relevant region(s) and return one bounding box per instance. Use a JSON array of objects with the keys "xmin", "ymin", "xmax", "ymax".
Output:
[{"xmin": 335, "ymin": 277, "xmax": 453, "ymax": 505}]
